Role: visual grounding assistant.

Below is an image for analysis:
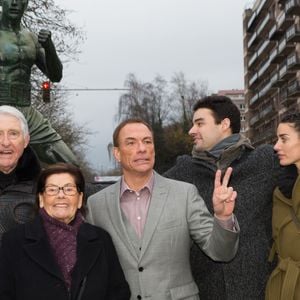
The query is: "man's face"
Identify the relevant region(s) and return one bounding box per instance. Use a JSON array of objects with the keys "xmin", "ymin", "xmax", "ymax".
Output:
[
  {"xmin": 113, "ymin": 123, "xmax": 155, "ymax": 177},
  {"xmin": 2, "ymin": 0, "xmax": 28, "ymax": 21},
  {"xmin": 189, "ymin": 108, "xmax": 229, "ymax": 152},
  {"xmin": 0, "ymin": 114, "xmax": 29, "ymax": 174}
]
